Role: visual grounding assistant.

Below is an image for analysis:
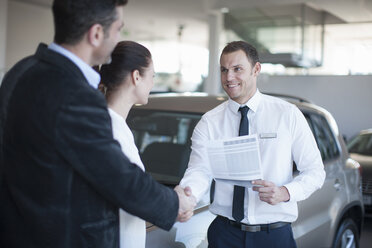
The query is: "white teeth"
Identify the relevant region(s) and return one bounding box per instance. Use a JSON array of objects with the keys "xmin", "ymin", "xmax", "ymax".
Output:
[{"xmin": 227, "ymin": 84, "xmax": 238, "ymax": 88}]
